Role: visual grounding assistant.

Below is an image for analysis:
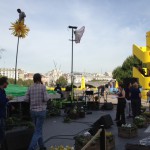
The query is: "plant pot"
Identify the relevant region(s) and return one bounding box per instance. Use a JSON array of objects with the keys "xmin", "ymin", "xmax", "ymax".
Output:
[
  {"xmin": 134, "ymin": 116, "xmax": 147, "ymax": 128},
  {"xmin": 125, "ymin": 144, "xmax": 150, "ymax": 150},
  {"xmin": 118, "ymin": 127, "xmax": 138, "ymax": 138},
  {"xmin": 4, "ymin": 126, "xmax": 34, "ymax": 150},
  {"xmin": 69, "ymin": 113, "xmax": 79, "ymax": 120},
  {"xmin": 79, "ymin": 112, "xmax": 85, "ymax": 118},
  {"xmin": 106, "ymin": 135, "xmax": 115, "ymax": 150},
  {"xmin": 75, "ymin": 135, "xmax": 115, "ymax": 150}
]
